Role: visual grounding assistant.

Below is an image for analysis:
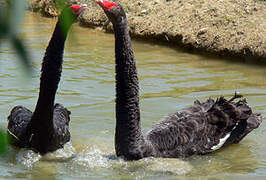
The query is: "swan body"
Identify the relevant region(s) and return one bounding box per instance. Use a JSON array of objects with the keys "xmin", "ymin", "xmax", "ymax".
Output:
[
  {"xmin": 97, "ymin": 0, "xmax": 262, "ymax": 160},
  {"xmin": 7, "ymin": 4, "xmax": 86, "ymax": 154}
]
